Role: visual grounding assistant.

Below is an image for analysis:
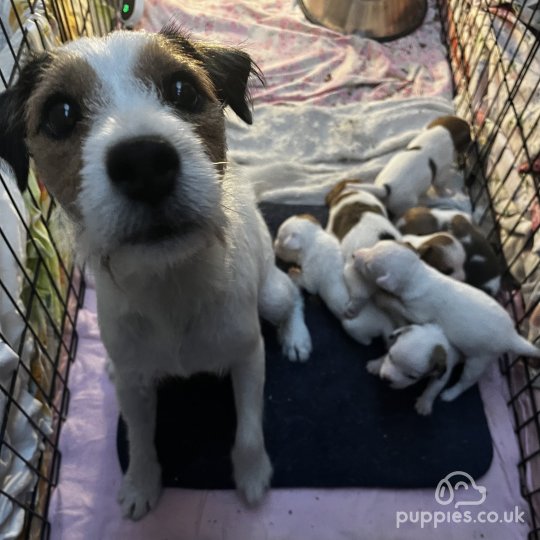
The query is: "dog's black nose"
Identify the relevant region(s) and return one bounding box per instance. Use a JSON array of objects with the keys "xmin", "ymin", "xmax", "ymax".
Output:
[{"xmin": 106, "ymin": 136, "xmax": 180, "ymax": 204}]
